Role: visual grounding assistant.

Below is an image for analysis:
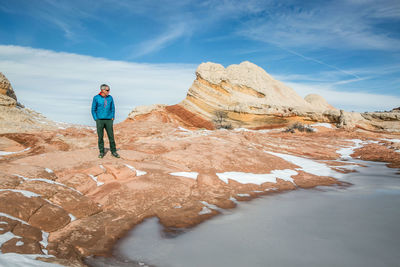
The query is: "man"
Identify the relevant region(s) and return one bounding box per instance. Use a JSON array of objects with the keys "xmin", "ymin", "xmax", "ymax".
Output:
[{"xmin": 91, "ymin": 84, "xmax": 120, "ymax": 158}]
